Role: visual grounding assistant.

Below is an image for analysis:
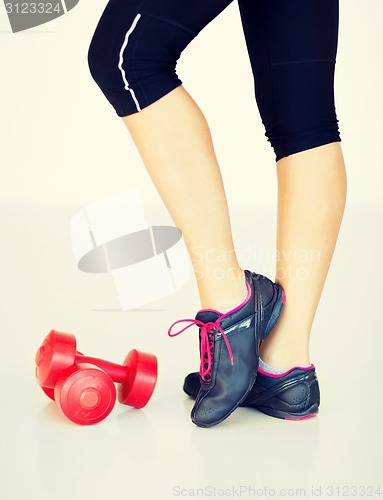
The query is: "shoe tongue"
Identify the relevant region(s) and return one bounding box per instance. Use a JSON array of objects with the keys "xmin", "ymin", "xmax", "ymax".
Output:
[{"xmin": 195, "ymin": 310, "xmax": 220, "ymax": 323}]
